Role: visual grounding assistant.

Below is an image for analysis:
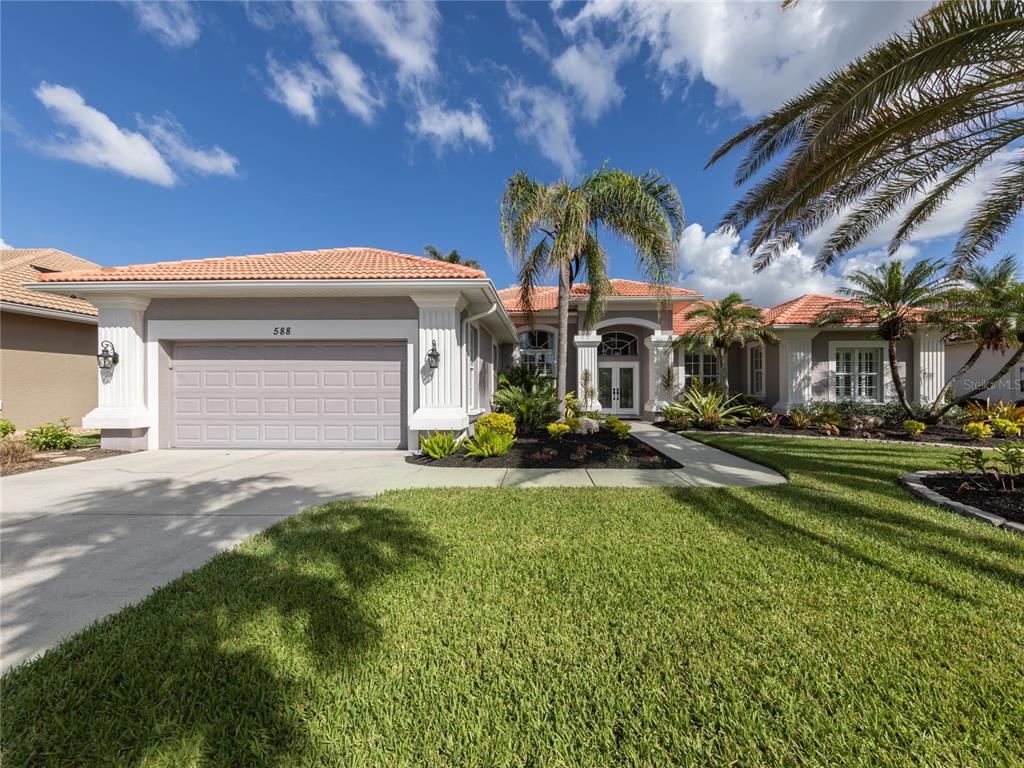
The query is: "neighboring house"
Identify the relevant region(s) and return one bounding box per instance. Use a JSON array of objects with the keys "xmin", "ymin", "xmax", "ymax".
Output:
[
  {"xmin": 0, "ymin": 248, "xmax": 99, "ymax": 428},
  {"xmin": 31, "ymin": 248, "xmax": 519, "ymax": 451}
]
